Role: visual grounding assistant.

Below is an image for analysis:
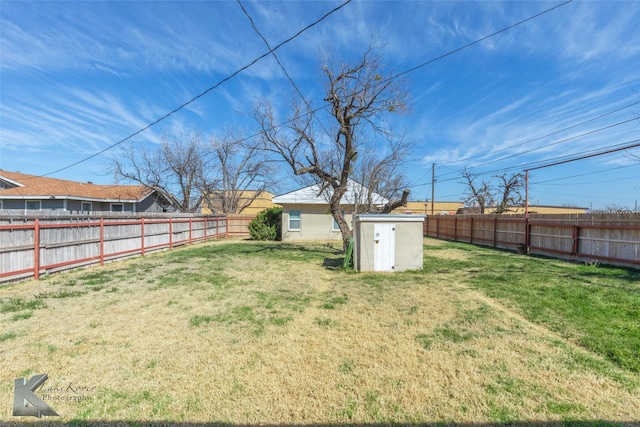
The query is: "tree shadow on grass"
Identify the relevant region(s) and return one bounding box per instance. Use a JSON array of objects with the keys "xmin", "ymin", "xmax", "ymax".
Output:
[{"xmin": 323, "ymin": 256, "xmax": 346, "ymax": 269}]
